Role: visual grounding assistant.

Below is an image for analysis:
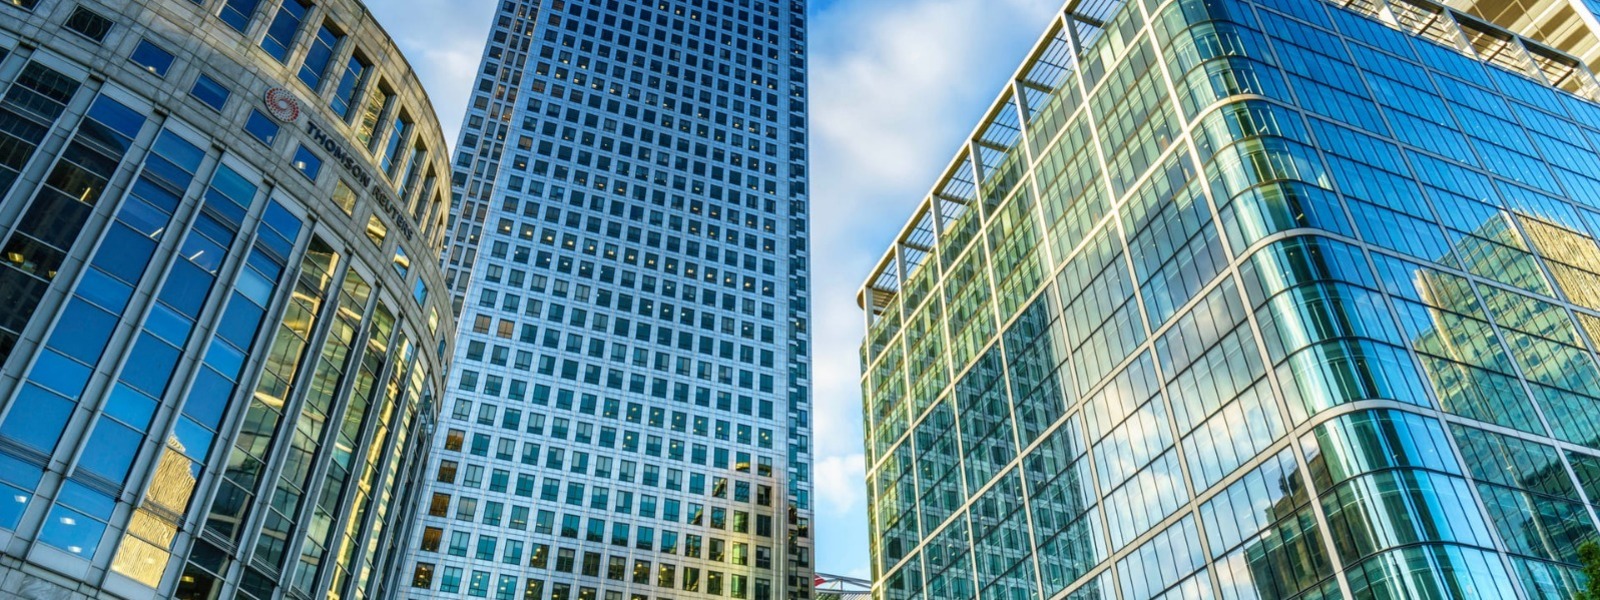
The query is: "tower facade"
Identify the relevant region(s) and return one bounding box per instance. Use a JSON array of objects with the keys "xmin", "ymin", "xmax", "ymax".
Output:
[
  {"xmin": 407, "ymin": 1, "xmax": 815, "ymax": 599},
  {"xmin": 0, "ymin": 0, "xmax": 456, "ymax": 599},
  {"xmin": 859, "ymin": 0, "xmax": 1600, "ymax": 598}
]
